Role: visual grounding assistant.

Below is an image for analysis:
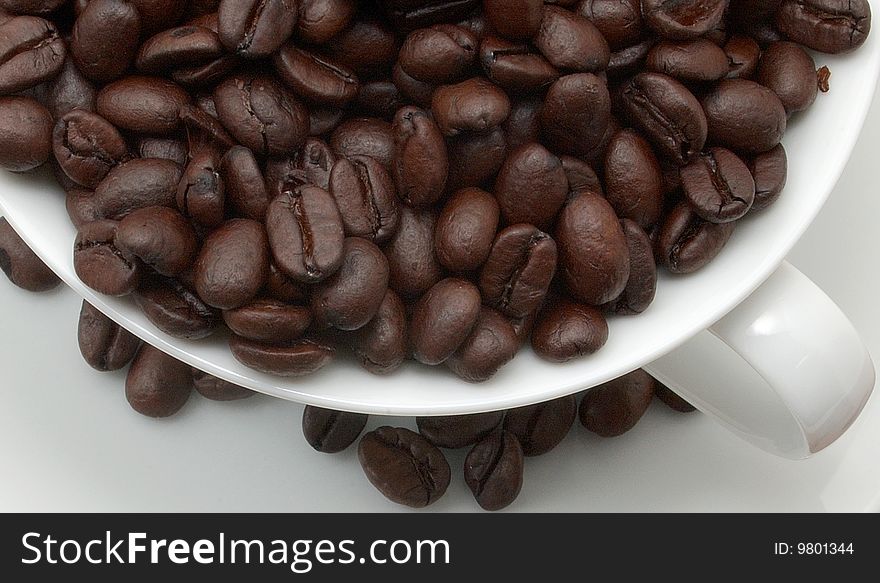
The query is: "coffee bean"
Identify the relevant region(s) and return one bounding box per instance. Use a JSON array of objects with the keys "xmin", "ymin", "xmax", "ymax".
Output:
[
  {"xmin": 177, "ymin": 147, "xmax": 225, "ymax": 228},
  {"xmin": 535, "ymin": 5, "xmax": 610, "ymax": 72},
  {"xmin": 577, "ymin": 0, "xmax": 643, "ymax": 51},
  {"xmin": 229, "ymin": 335, "xmax": 335, "ymax": 377},
  {"xmin": 603, "ymin": 129, "xmax": 663, "ymax": 229},
  {"xmin": 702, "ymin": 79, "xmax": 787, "ymax": 155},
  {"xmin": 776, "ymin": 0, "xmax": 872, "ymax": 54},
  {"xmin": 607, "ymin": 219, "xmax": 657, "ymax": 315},
  {"xmin": 66, "ymin": 189, "xmax": 101, "ymax": 229},
  {"xmin": 398, "ymin": 24, "xmax": 477, "ymax": 84},
  {"xmin": 194, "ymin": 219, "xmax": 270, "ymax": 310},
  {"xmin": 392, "ymin": 106, "xmax": 448, "ymax": 207},
  {"xmin": 380, "ymin": 0, "xmax": 479, "ymax": 31},
  {"xmin": 131, "ymin": 0, "xmax": 187, "ymax": 36},
  {"xmin": 136, "ymin": 25, "xmax": 225, "ymax": 75},
  {"xmin": 115, "ymin": 206, "xmax": 198, "ymax": 277},
  {"xmin": 302, "ymin": 406, "xmax": 368, "ymax": 453},
  {"xmin": 749, "ymin": 144, "xmax": 788, "ymax": 212},
  {"xmin": 656, "ymin": 202, "xmax": 736, "ymax": 274},
  {"xmin": 325, "ymin": 17, "xmax": 398, "ymax": 79},
  {"xmin": 579, "ymin": 369, "xmax": 655, "ymax": 437},
  {"xmin": 267, "ymin": 138, "xmax": 337, "ymax": 195},
  {"xmin": 484, "ymin": 0, "xmax": 542, "ymax": 40},
  {"xmin": 463, "ymin": 430, "xmax": 523, "ymax": 511},
  {"xmin": 296, "ymin": 0, "xmax": 357, "ymax": 45},
  {"xmin": 274, "ymin": 44, "xmax": 360, "ymax": 107},
  {"xmin": 541, "ymin": 73, "xmax": 611, "ymax": 156},
  {"xmin": 77, "ymin": 300, "xmax": 141, "ymax": 371},
  {"xmin": 655, "ymin": 381, "xmax": 697, "ymax": 413},
  {"xmin": 0, "ymin": 0, "xmax": 66, "ymax": 14},
  {"xmin": 0, "ymin": 96, "xmax": 52, "ymax": 172},
  {"xmin": 223, "ymin": 299, "xmax": 311, "ymax": 343},
  {"xmin": 642, "ymin": 0, "xmax": 727, "ymax": 40},
  {"xmin": 354, "ymin": 80, "xmax": 404, "ymax": 119},
  {"xmin": 97, "ymin": 76, "xmax": 191, "ymax": 135},
  {"xmin": 561, "ymin": 155, "xmax": 602, "ymax": 194},
  {"xmin": 349, "ymin": 288, "xmax": 408, "ymax": 375},
  {"xmin": 74, "ymin": 219, "xmax": 141, "ymax": 296},
  {"xmin": 0, "ymin": 16, "xmax": 65, "ymax": 95},
  {"xmin": 446, "ymin": 307, "xmax": 519, "ymax": 382},
  {"xmin": 46, "ymin": 57, "xmax": 97, "ymax": 119},
  {"xmin": 494, "ymin": 142, "xmax": 568, "ymax": 230},
  {"xmin": 71, "ymin": 0, "xmax": 141, "ymax": 82},
  {"xmin": 330, "ymin": 117, "xmax": 395, "ymax": 168},
  {"xmin": 724, "ymin": 35, "xmax": 761, "ymax": 79},
  {"xmin": 221, "ymin": 146, "xmax": 271, "ymax": 221},
  {"xmin": 479, "ymin": 35, "xmax": 560, "ymax": 93},
  {"xmin": 137, "ymin": 137, "xmax": 187, "ymax": 166},
  {"xmin": 0, "ymin": 216, "xmax": 60, "ymax": 292},
  {"xmin": 383, "ymin": 205, "xmax": 443, "ymax": 299},
  {"xmin": 431, "ymin": 77, "xmax": 511, "ymax": 137},
  {"xmin": 607, "ymin": 36, "xmax": 655, "ymax": 79},
  {"xmin": 434, "ymin": 187, "xmax": 499, "ymax": 272},
  {"xmin": 125, "ymin": 345, "xmax": 193, "ymax": 418},
  {"xmin": 134, "ymin": 274, "xmax": 219, "ymax": 339},
  {"xmin": 94, "ymin": 158, "xmax": 182, "ymax": 220},
  {"xmin": 410, "ymin": 277, "xmax": 481, "ymax": 365},
  {"xmin": 218, "ymin": 0, "xmax": 298, "ymax": 58},
  {"xmin": 504, "ymin": 395, "xmax": 577, "ymax": 456},
  {"xmin": 328, "ymin": 156, "xmax": 399, "ymax": 243},
  {"xmin": 757, "ymin": 41, "xmax": 819, "ymax": 114},
  {"xmin": 192, "ymin": 368, "xmax": 255, "ymax": 401},
  {"xmin": 446, "ymin": 127, "xmax": 507, "ymax": 191},
  {"xmin": 682, "ymin": 147, "xmax": 756, "ymax": 225},
  {"xmin": 358, "ymin": 426, "xmax": 451, "ymax": 508},
  {"xmin": 647, "ymin": 39, "xmax": 730, "ymax": 82},
  {"xmin": 52, "ymin": 110, "xmax": 129, "ymax": 189},
  {"xmin": 532, "ymin": 299, "xmax": 608, "ymax": 363}
]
